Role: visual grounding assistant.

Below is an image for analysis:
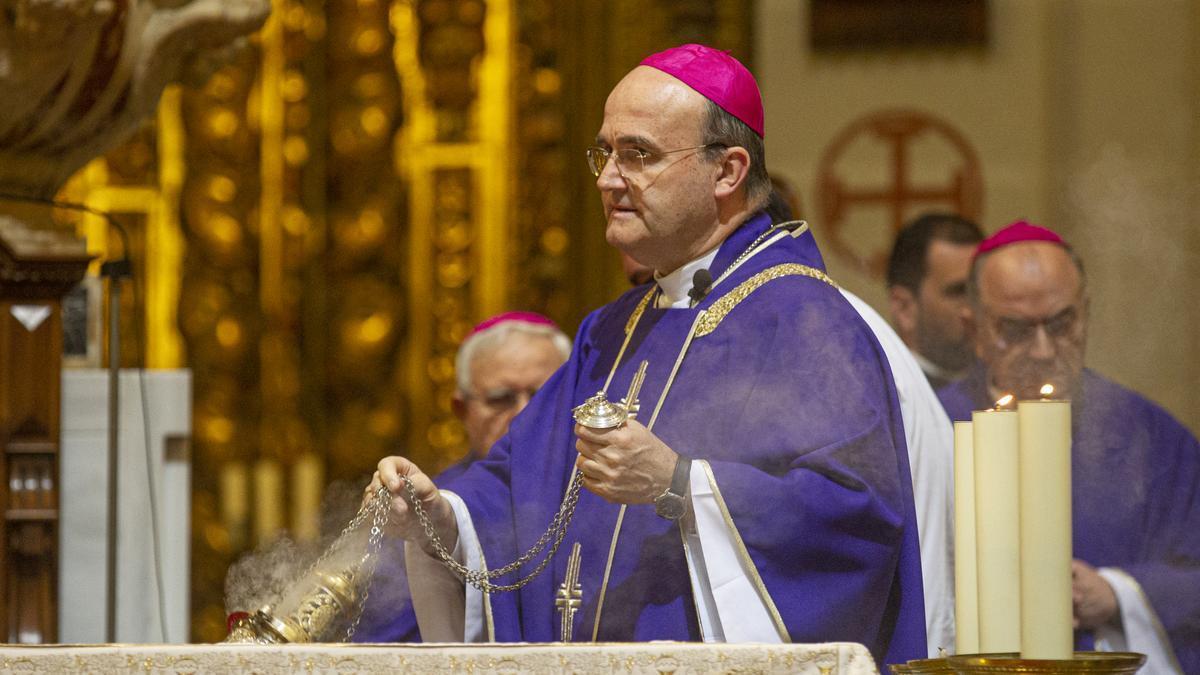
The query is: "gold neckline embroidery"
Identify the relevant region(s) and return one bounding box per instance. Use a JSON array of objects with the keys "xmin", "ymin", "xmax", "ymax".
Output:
[{"xmin": 695, "ymin": 263, "xmax": 836, "ymax": 338}]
